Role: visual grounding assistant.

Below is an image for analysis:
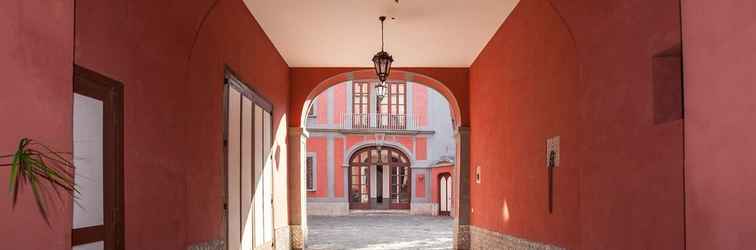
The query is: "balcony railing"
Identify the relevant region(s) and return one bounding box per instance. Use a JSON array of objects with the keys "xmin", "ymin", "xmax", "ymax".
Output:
[{"xmin": 340, "ymin": 113, "xmax": 423, "ymax": 130}]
